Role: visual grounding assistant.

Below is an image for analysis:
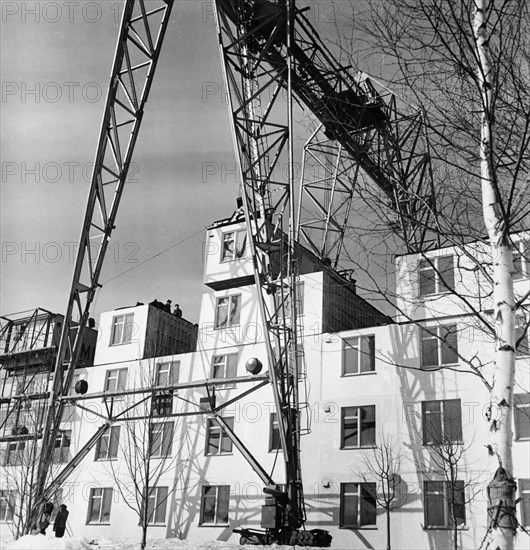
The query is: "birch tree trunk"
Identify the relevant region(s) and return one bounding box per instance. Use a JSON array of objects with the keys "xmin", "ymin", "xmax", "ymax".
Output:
[{"xmin": 474, "ymin": 2, "xmax": 517, "ymax": 548}]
